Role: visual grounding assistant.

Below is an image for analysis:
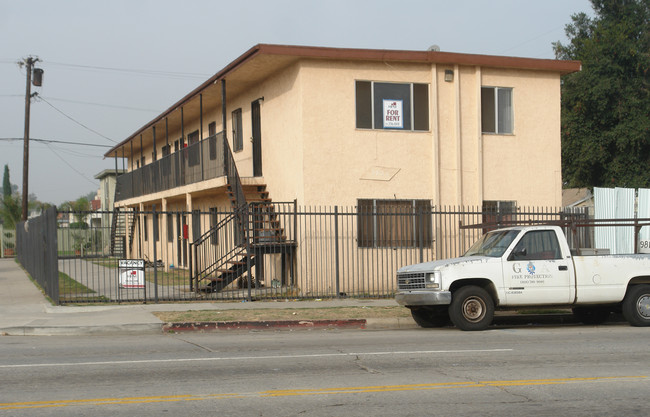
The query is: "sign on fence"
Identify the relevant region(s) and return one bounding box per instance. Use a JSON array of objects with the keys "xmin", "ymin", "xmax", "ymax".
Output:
[{"xmin": 118, "ymin": 259, "xmax": 145, "ymax": 288}]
